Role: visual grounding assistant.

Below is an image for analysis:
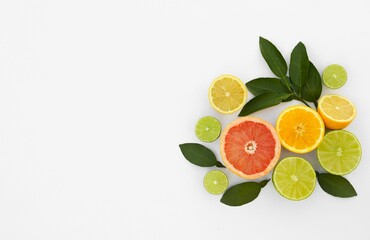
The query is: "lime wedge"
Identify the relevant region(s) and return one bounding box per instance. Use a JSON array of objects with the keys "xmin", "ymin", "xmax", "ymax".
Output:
[
  {"xmin": 203, "ymin": 170, "xmax": 228, "ymax": 195},
  {"xmin": 195, "ymin": 116, "xmax": 221, "ymax": 142},
  {"xmin": 317, "ymin": 130, "xmax": 361, "ymax": 175},
  {"xmin": 272, "ymin": 157, "xmax": 316, "ymax": 201},
  {"xmin": 322, "ymin": 64, "xmax": 347, "ymax": 89}
]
